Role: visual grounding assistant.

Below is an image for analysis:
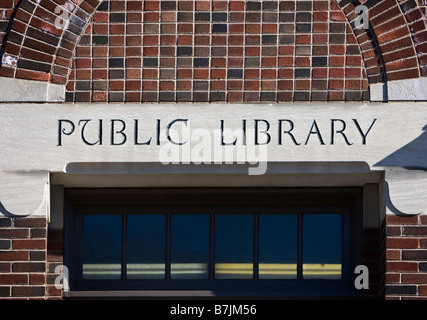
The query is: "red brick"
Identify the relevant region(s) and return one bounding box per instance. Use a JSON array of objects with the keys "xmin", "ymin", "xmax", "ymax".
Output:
[
  {"xmin": 386, "ymin": 215, "xmax": 419, "ymax": 225},
  {"xmin": 0, "ymin": 274, "xmax": 28, "ymax": 284},
  {"xmin": 0, "ymin": 251, "xmax": 29, "ymax": 261},
  {"xmin": 144, "ymin": 1, "xmax": 159, "ymax": 11},
  {"xmin": 386, "ymin": 273, "xmax": 400, "ymax": 284},
  {"xmin": 402, "ymin": 274, "xmax": 427, "ymax": 284},
  {"xmin": 386, "ymin": 262, "xmax": 418, "ymax": 272},
  {"xmin": 13, "ymin": 239, "xmax": 46, "ymax": 250},
  {"xmin": 420, "ymin": 286, "xmax": 427, "ymax": 295},
  {"xmin": 30, "ymin": 273, "xmax": 45, "ymax": 285},
  {"xmin": 0, "ymin": 228, "xmax": 28, "ymax": 238},
  {"xmin": 16, "ymin": 69, "xmax": 50, "ymax": 82},
  {"xmin": 387, "ymin": 68, "xmax": 420, "ymax": 81},
  {"xmin": 0, "ymin": 263, "xmax": 11, "ymax": 273},
  {"xmin": 46, "ymin": 284, "xmax": 62, "ymax": 296},
  {"xmin": 384, "ymin": 57, "xmax": 419, "ymax": 73},
  {"xmin": 386, "ymin": 238, "xmax": 419, "ymax": 249}
]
